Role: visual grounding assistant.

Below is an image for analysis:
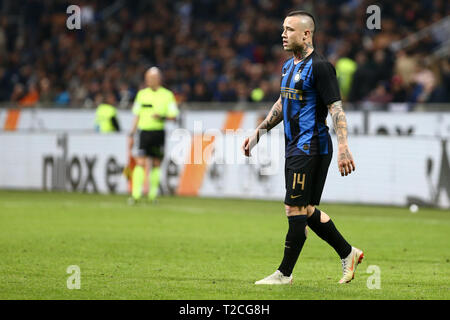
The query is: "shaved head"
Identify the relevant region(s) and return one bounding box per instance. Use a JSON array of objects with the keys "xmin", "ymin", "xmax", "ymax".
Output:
[
  {"xmin": 146, "ymin": 66, "xmax": 161, "ymax": 75},
  {"xmin": 145, "ymin": 67, "xmax": 162, "ymax": 90},
  {"xmin": 286, "ymin": 10, "xmax": 315, "ymax": 35}
]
